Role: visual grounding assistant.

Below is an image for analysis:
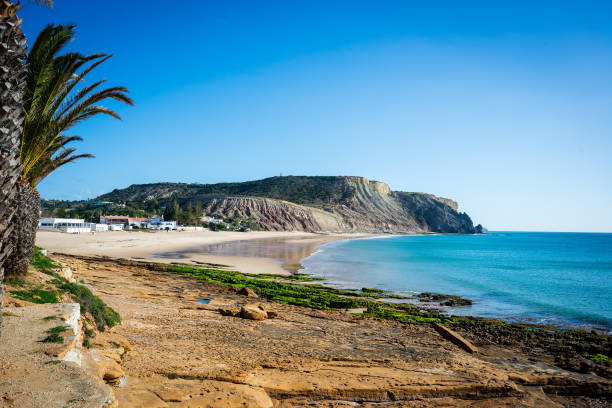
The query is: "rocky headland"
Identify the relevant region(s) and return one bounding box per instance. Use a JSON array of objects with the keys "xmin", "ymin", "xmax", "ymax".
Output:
[{"xmin": 93, "ymin": 176, "xmax": 476, "ymax": 233}]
